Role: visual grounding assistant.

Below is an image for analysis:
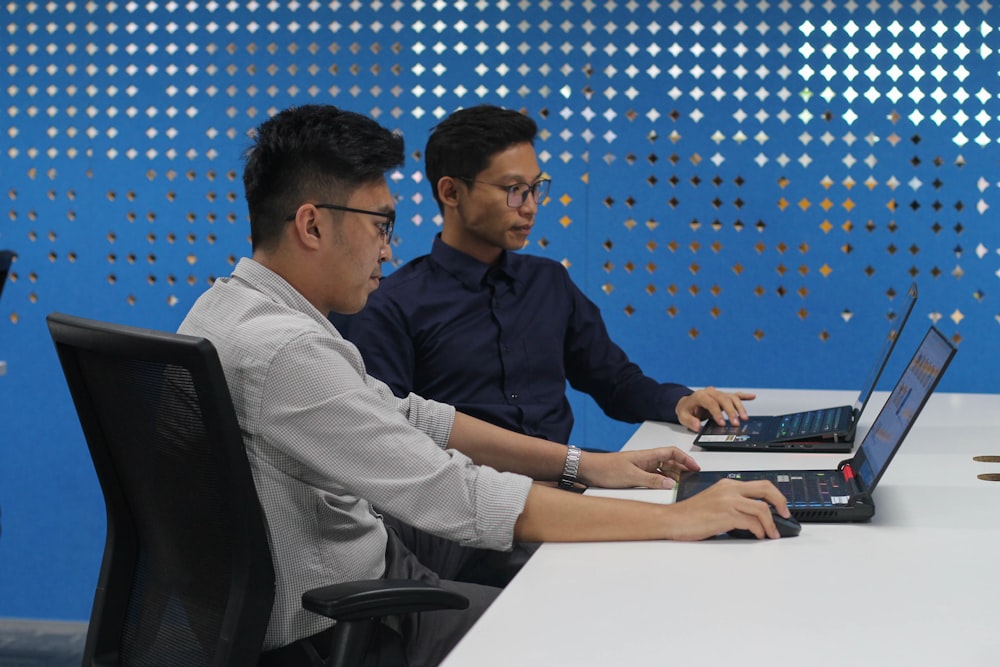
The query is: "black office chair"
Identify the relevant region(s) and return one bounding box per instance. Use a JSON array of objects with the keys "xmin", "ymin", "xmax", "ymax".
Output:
[{"xmin": 46, "ymin": 312, "xmax": 468, "ymax": 667}]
